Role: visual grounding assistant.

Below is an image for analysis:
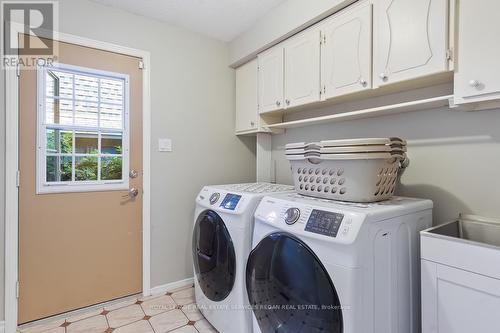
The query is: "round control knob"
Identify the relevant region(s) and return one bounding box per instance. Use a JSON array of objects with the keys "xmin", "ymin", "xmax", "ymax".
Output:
[
  {"xmin": 284, "ymin": 208, "xmax": 301, "ymax": 225},
  {"xmin": 209, "ymin": 193, "xmax": 220, "ymax": 205}
]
